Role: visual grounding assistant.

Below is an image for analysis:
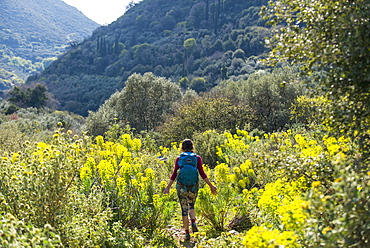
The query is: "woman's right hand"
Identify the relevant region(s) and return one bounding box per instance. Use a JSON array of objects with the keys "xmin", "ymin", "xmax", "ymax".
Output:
[{"xmin": 163, "ymin": 180, "xmax": 174, "ymax": 194}]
